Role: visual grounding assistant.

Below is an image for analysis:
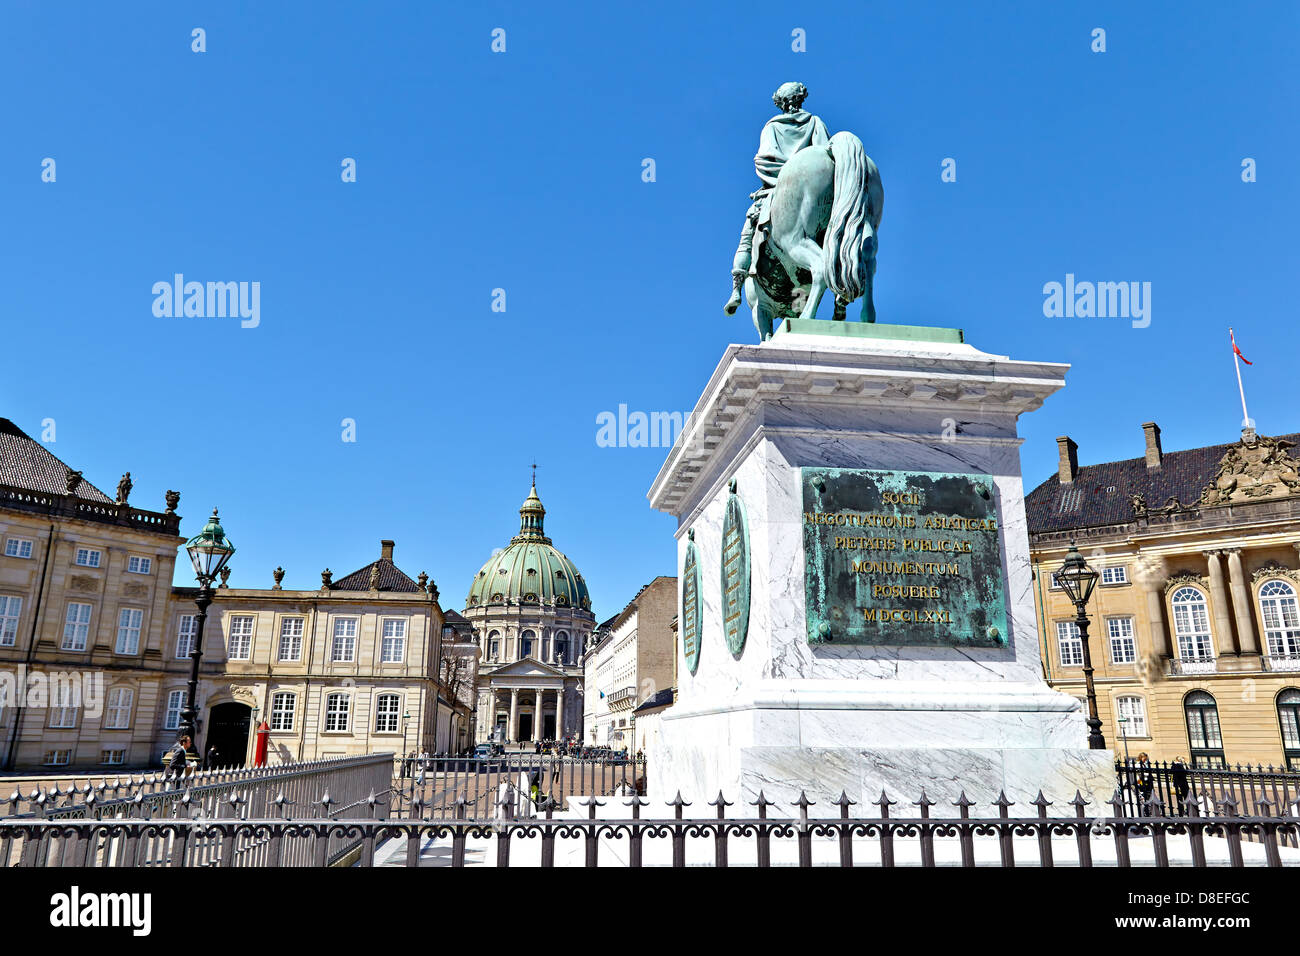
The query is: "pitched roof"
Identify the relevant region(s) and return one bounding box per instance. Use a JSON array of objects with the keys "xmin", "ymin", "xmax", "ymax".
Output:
[
  {"xmin": 0, "ymin": 418, "xmax": 112, "ymax": 502},
  {"xmin": 442, "ymin": 608, "xmax": 470, "ymax": 625},
  {"xmin": 330, "ymin": 557, "xmax": 423, "ymax": 592},
  {"xmin": 1025, "ymin": 431, "xmax": 1300, "ymax": 534}
]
